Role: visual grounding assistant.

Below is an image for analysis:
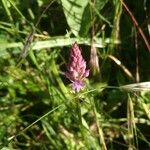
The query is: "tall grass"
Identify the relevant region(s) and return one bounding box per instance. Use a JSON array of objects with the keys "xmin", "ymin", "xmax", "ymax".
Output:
[{"xmin": 0, "ymin": 0, "xmax": 150, "ymax": 149}]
